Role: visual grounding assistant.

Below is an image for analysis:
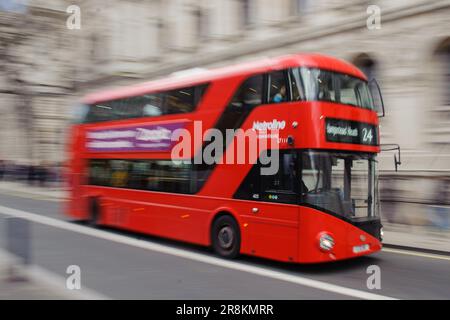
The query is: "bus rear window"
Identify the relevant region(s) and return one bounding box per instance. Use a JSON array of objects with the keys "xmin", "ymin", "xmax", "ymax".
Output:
[{"xmin": 84, "ymin": 84, "xmax": 209, "ymax": 123}]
